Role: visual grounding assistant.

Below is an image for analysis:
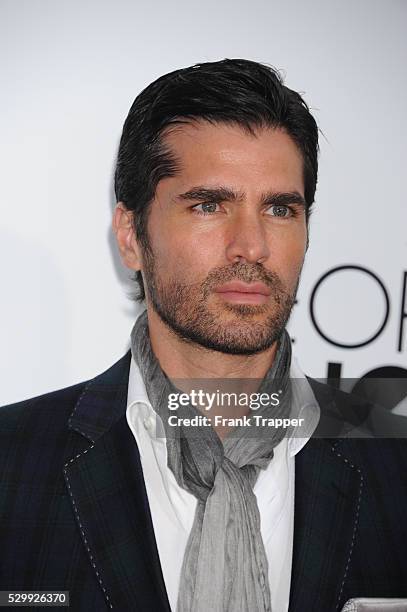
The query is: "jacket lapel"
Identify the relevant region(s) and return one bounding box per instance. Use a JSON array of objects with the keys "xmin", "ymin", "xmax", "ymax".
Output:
[
  {"xmin": 63, "ymin": 352, "xmax": 171, "ymax": 611},
  {"xmin": 288, "ymin": 381, "xmax": 364, "ymax": 612}
]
